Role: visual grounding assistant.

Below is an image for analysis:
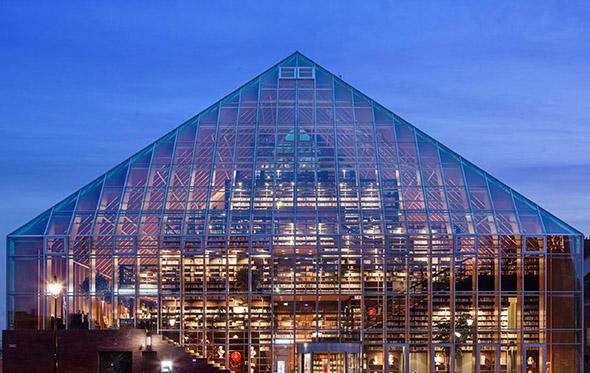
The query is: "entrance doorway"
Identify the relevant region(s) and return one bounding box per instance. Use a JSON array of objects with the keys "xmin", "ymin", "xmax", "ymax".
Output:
[{"xmin": 298, "ymin": 343, "xmax": 361, "ymax": 373}]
